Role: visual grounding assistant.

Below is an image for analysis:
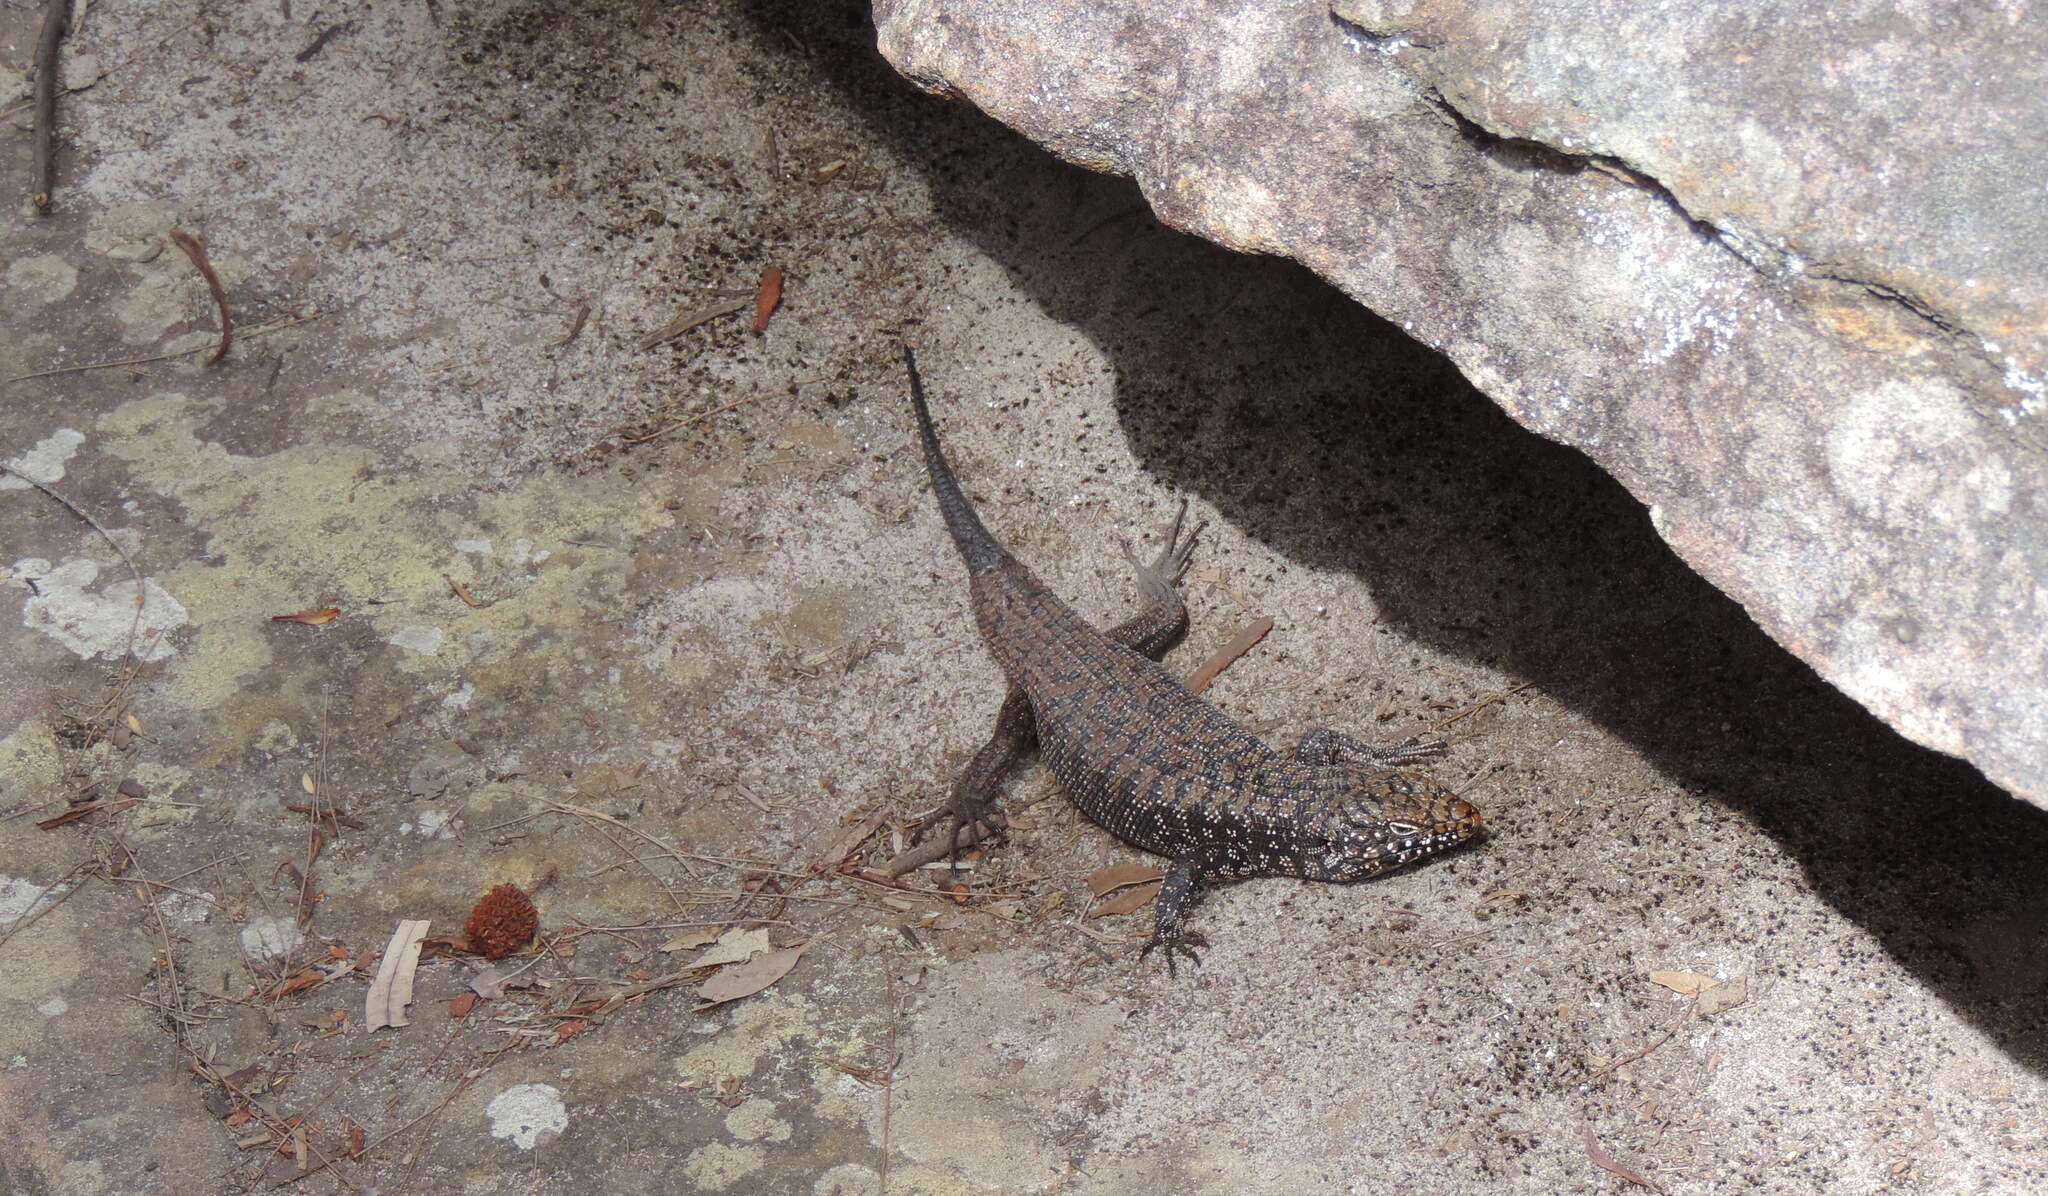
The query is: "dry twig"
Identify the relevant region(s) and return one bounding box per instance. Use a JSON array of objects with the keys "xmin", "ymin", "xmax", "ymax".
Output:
[
  {"xmin": 618, "ymin": 391, "xmax": 772, "ymax": 446},
  {"xmin": 168, "ymin": 230, "xmax": 234, "ymax": 365},
  {"xmin": 636, "ymin": 296, "xmax": 749, "ymax": 351},
  {"xmin": 30, "ymin": 0, "xmax": 69, "ymax": 212},
  {"xmin": 1589, "ymin": 1000, "xmax": 1696, "ymax": 1081},
  {"xmin": 0, "ymin": 462, "xmax": 145, "ymax": 661},
  {"xmin": 2, "ymin": 310, "xmax": 326, "ymax": 387},
  {"xmin": 1435, "ymin": 680, "xmax": 1537, "ymax": 731},
  {"xmin": 1184, "ymin": 617, "xmax": 1275, "ymax": 695}
]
